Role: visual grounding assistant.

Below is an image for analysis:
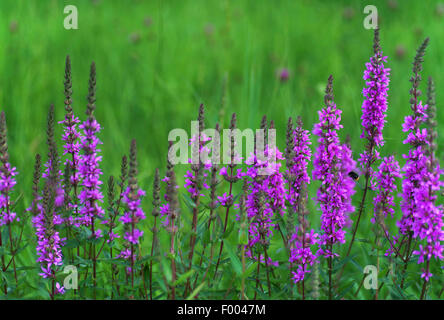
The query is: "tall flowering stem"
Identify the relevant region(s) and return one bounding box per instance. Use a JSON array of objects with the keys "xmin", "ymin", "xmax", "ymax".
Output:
[
  {"xmin": 31, "ymin": 106, "xmax": 65, "ymax": 299},
  {"xmin": 0, "ymin": 111, "xmax": 19, "ymax": 292},
  {"xmin": 160, "ymin": 142, "xmax": 180, "ymax": 299},
  {"xmin": 244, "ymin": 122, "xmax": 285, "ymax": 298},
  {"xmin": 214, "ymin": 114, "xmax": 241, "ymax": 276},
  {"xmin": 312, "ymin": 76, "xmax": 351, "ymax": 299},
  {"xmin": 78, "ymin": 62, "xmax": 104, "ymax": 296},
  {"xmin": 345, "ymin": 28, "xmax": 390, "ymax": 260},
  {"xmin": 285, "ymin": 116, "xmax": 318, "ymax": 299},
  {"xmin": 372, "ymin": 156, "xmax": 403, "ymax": 259},
  {"xmin": 105, "ymin": 155, "xmax": 127, "ymax": 297},
  {"xmin": 194, "ymin": 123, "xmax": 221, "ymax": 291},
  {"xmin": 184, "ymin": 104, "xmax": 210, "ymax": 295},
  {"xmin": 412, "ymin": 76, "xmax": 443, "ymax": 299},
  {"xmin": 59, "ymin": 55, "xmax": 82, "ymax": 262},
  {"xmin": 119, "ymin": 140, "xmax": 146, "ymax": 291},
  {"xmin": 398, "ymin": 38, "xmax": 430, "ymax": 289},
  {"xmin": 150, "ymin": 168, "xmax": 161, "ymax": 300}
]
